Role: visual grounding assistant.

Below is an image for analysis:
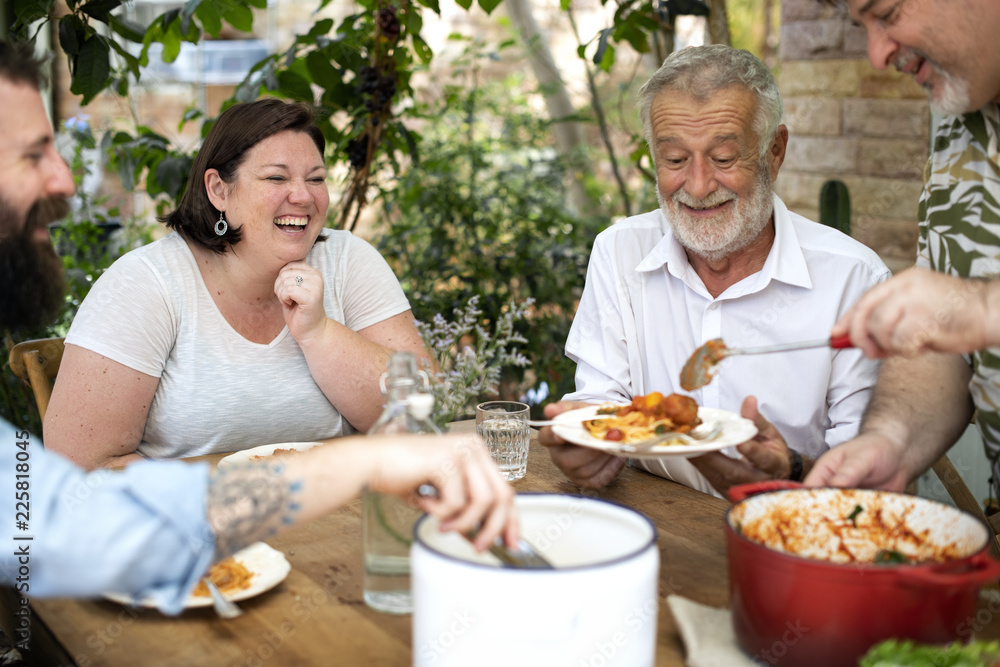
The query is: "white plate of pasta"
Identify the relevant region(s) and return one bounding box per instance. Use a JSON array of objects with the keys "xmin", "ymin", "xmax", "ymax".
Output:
[
  {"xmin": 550, "ymin": 405, "xmax": 757, "ymax": 459},
  {"xmin": 104, "ymin": 542, "xmax": 291, "ymax": 609}
]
